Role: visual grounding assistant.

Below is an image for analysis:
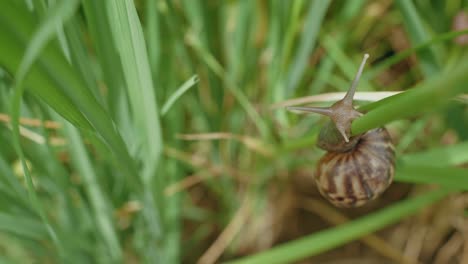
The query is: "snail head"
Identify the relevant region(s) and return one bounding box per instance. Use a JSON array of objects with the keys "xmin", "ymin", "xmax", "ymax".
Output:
[{"xmin": 287, "ymin": 54, "xmax": 369, "ymax": 152}]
